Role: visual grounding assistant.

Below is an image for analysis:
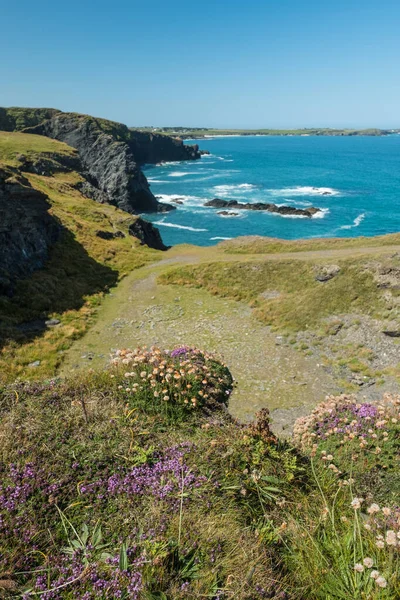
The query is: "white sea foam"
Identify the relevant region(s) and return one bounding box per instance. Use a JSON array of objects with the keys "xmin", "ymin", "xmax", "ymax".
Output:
[
  {"xmin": 169, "ymin": 171, "xmax": 199, "ymax": 177},
  {"xmin": 339, "ymin": 213, "xmax": 366, "ymax": 229},
  {"xmin": 312, "ymin": 208, "xmax": 330, "ymax": 219},
  {"xmin": 213, "ymin": 183, "xmax": 257, "ymax": 196},
  {"xmin": 218, "ymin": 212, "xmax": 243, "ymax": 218},
  {"xmin": 211, "ymin": 237, "xmax": 233, "ymax": 240},
  {"xmin": 268, "ymin": 186, "xmax": 341, "ymax": 197},
  {"xmin": 153, "ymin": 220, "xmax": 208, "ymax": 232},
  {"xmin": 155, "ymin": 193, "xmax": 207, "ymax": 206}
]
